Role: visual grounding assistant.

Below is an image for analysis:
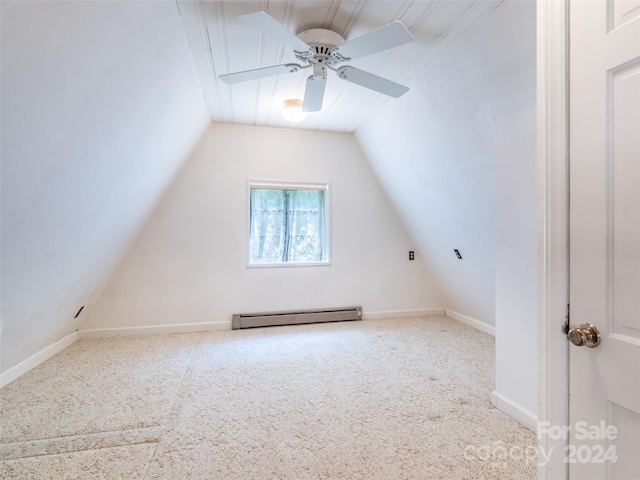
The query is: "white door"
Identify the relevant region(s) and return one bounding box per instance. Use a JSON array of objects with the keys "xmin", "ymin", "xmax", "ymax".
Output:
[{"xmin": 569, "ymin": 0, "xmax": 640, "ymax": 478}]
